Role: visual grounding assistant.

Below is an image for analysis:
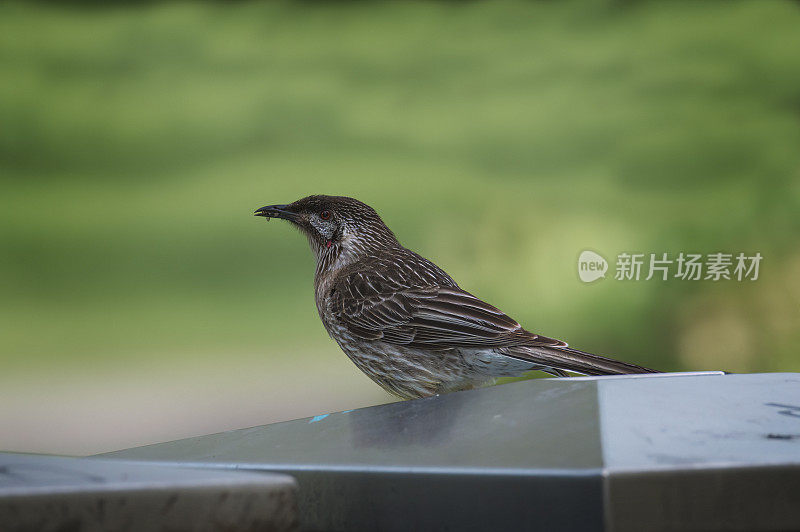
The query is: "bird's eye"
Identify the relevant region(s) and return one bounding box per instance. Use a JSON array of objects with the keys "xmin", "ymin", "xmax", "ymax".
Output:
[{"xmin": 320, "ymin": 210, "xmax": 332, "ymax": 220}]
